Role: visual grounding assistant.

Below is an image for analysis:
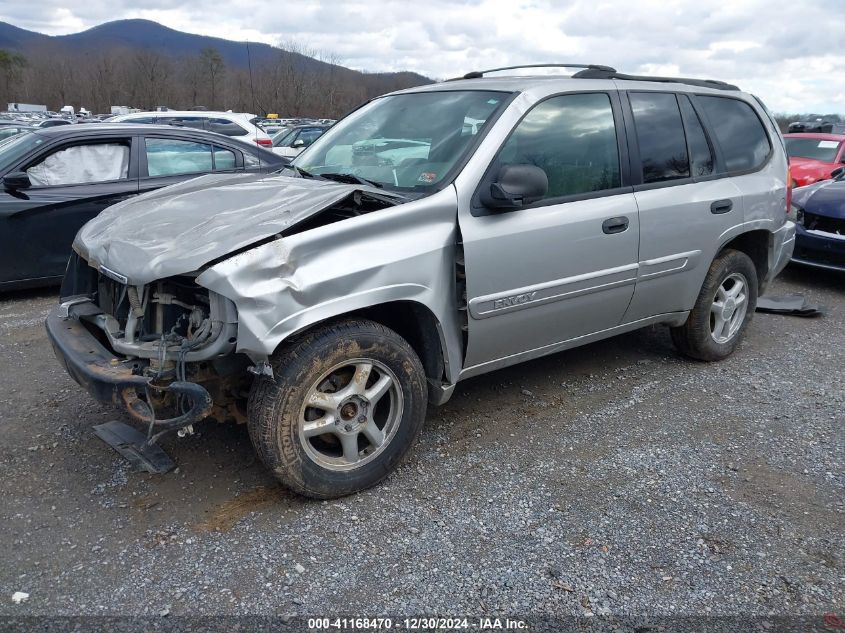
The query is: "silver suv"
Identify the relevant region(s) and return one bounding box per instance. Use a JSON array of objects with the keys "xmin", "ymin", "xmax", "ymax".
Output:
[{"xmin": 48, "ymin": 65, "xmax": 795, "ymax": 498}]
